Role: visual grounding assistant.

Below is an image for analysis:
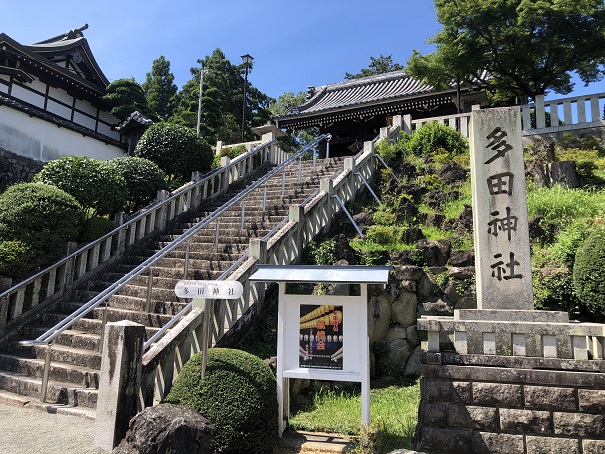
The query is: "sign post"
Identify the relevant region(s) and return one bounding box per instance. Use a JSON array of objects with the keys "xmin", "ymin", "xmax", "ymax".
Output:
[
  {"xmin": 250, "ymin": 265, "xmax": 391, "ymax": 436},
  {"xmin": 175, "ymin": 280, "xmax": 243, "ymax": 379}
]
